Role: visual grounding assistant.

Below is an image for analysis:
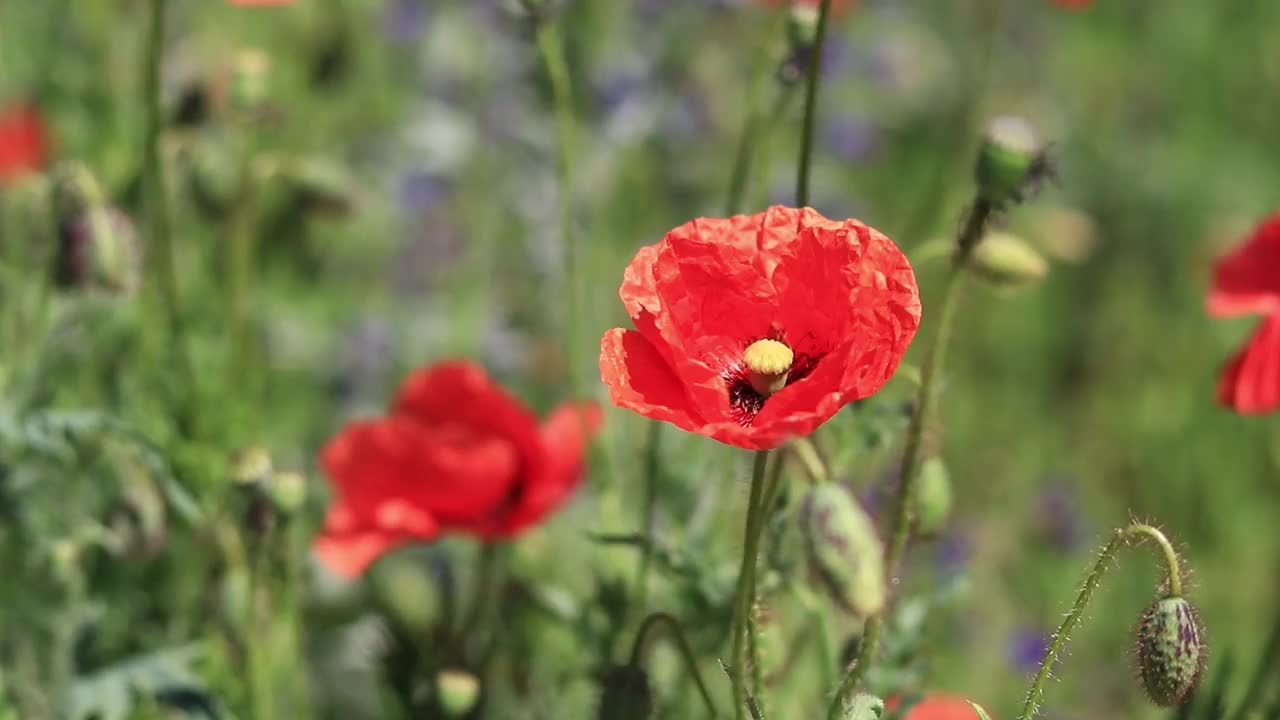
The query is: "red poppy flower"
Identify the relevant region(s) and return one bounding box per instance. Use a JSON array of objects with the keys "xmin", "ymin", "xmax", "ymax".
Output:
[
  {"xmin": 0, "ymin": 102, "xmax": 47, "ymax": 185},
  {"xmin": 886, "ymin": 694, "xmax": 992, "ymax": 720},
  {"xmin": 315, "ymin": 360, "xmax": 601, "ymax": 577},
  {"xmin": 1208, "ymin": 213, "xmax": 1280, "ymax": 414},
  {"xmin": 599, "ymin": 206, "xmax": 920, "ymax": 450}
]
